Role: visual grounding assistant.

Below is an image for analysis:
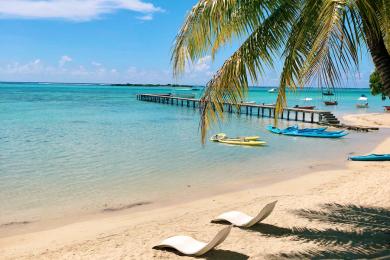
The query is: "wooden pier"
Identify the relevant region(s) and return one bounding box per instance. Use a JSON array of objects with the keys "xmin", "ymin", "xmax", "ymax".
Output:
[
  {"xmin": 137, "ymin": 93, "xmax": 380, "ymax": 131},
  {"xmin": 136, "ymin": 93, "xmax": 338, "ymax": 124}
]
